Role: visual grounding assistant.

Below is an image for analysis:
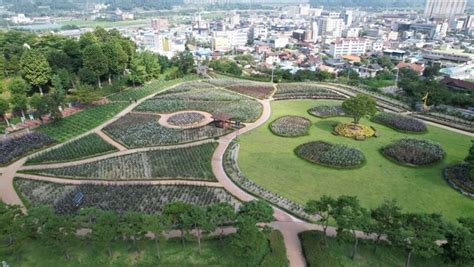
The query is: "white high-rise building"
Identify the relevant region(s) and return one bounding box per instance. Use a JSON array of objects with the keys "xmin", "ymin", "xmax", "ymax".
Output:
[
  {"xmin": 318, "ymin": 17, "xmax": 344, "ymax": 38},
  {"xmin": 311, "ymin": 21, "xmax": 319, "ymax": 42},
  {"xmin": 329, "ymin": 38, "xmax": 368, "ymax": 57},
  {"xmin": 424, "ymin": 0, "xmax": 467, "ymax": 19}
]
